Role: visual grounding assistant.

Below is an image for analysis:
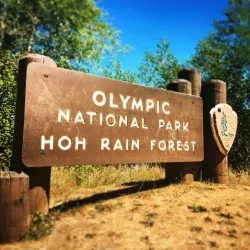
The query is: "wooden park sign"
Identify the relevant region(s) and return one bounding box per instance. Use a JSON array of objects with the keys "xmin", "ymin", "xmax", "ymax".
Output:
[
  {"xmin": 2, "ymin": 55, "xmax": 236, "ymax": 244},
  {"xmin": 22, "ymin": 63, "xmax": 204, "ymax": 167}
]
